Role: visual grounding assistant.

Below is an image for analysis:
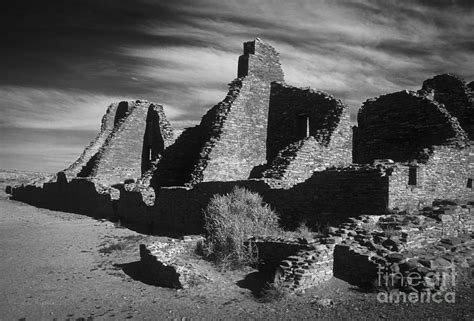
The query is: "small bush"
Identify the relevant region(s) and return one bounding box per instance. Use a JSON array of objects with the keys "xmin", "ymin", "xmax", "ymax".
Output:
[
  {"xmin": 295, "ymin": 222, "xmax": 313, "ymax": 239},
  {"xmin": 202, "ymin": 187, "xmax": 280, "ymax": 270}
]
